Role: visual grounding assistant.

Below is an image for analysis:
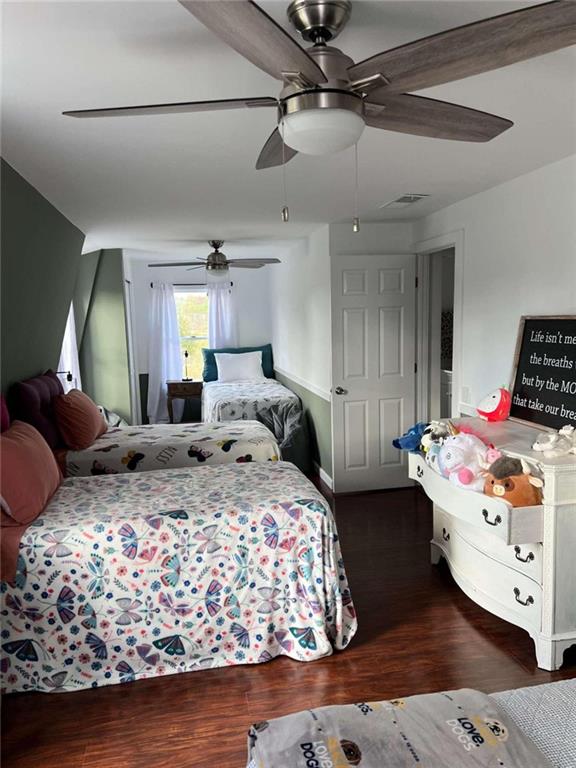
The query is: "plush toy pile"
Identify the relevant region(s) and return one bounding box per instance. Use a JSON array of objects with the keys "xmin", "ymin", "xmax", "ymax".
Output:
[{"xmin": 393, "ymin": 419, "xmax": 546, "ymax": 507}]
